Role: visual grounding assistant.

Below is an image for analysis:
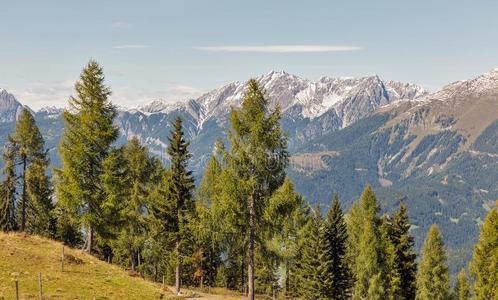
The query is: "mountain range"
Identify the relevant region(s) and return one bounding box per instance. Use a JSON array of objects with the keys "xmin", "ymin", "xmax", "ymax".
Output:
[{"xmin": 1, "ymin": 68, "xmax": 497, "ymax": 272}]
